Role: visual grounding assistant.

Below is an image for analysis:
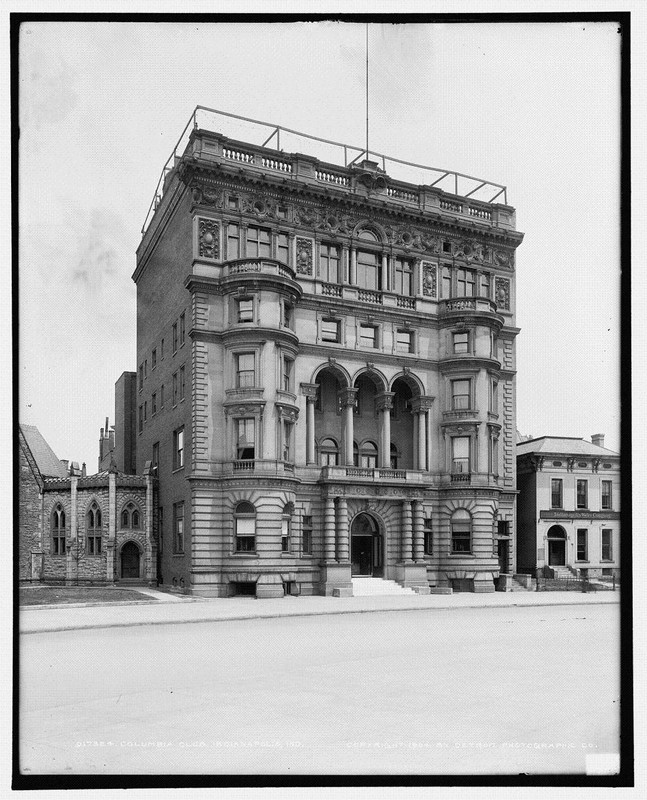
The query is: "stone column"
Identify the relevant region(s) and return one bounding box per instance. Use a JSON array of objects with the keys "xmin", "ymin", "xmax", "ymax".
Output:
[
  {"xmin": 411, "ymin": 396, "xmax": 435, "ymax": 472},
  {"xmin": 401, "ymin": 500, "xmax": 413, "ymax": 562},
  {"xmin": 342, "ymin": 245, "xmax": 350, "ymax": 283},
  {"xmin": 381, "ymin": 253, "xmax": 389, "ymax": 291},
  {"xmin": 300, "ymin": 383, "xmax": 319, "ymax": 465},
  {"xmin": 413, "ymin": 500, "xmax": 424, "ymax": 561},
  {"xmin": 376, "ymin": 392, "xmax": 395, "ymax": 468},
  {"xmin": 338, "ymin": 388, "xmax": 358, "ymax": 466},
  {"xmin": 337, "ymin": 497, "xmax": 349, "ymax": 562},
  {"xmin": 324, "ymin": 497, "xmax": 336, "ymax": 562},
  {"xmin": 412, "ymin": 412, "xmax": 419, "ymax": 470},
  {"xmin": 350, "ymin": 247, "xmax": 357, "ymax": 285}
]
